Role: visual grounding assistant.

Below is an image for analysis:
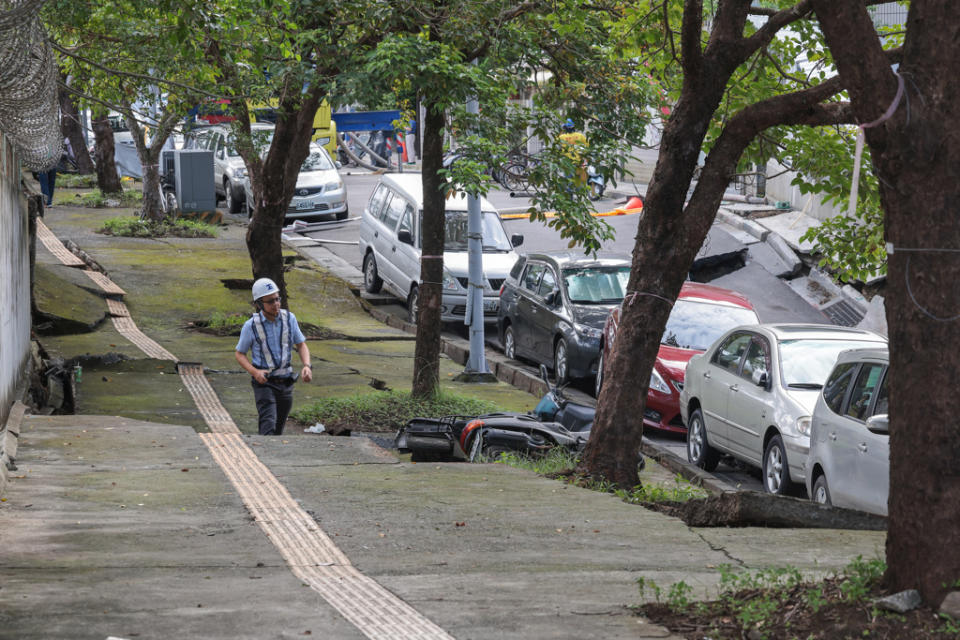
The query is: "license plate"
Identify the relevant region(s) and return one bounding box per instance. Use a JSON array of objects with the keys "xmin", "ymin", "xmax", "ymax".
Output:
[
  {"xmin": 483, "ymin": 299, "xmax": 499, "ymax": 312},
  {"xmin": 296, "ymin": 202, "xmax": 314, "ymax": 210}
]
